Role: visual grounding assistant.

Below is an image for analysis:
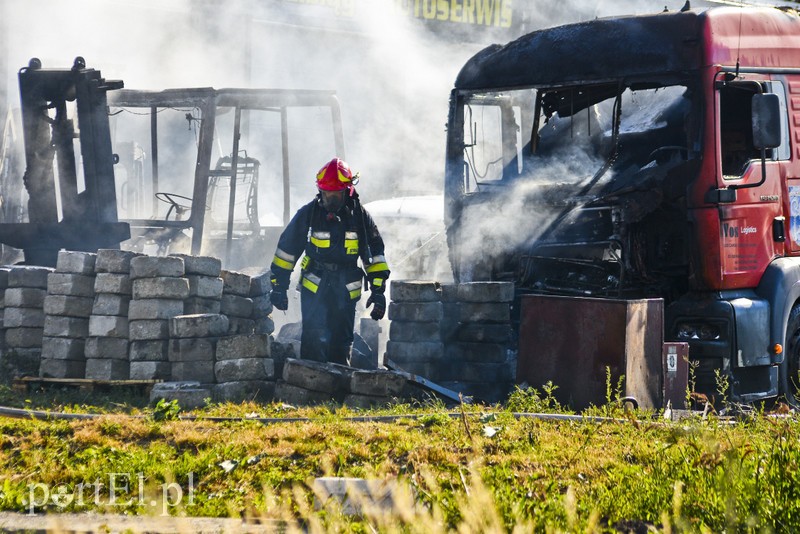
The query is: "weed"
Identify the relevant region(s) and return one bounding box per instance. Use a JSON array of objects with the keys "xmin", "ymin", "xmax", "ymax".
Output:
[
  {"xmin": 152, "ymin": 399, "xmax": 181, "ymax": 422},
  {"xmin": 505, "ymin": 382, "xmax": 564, "ymax": 413}
]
